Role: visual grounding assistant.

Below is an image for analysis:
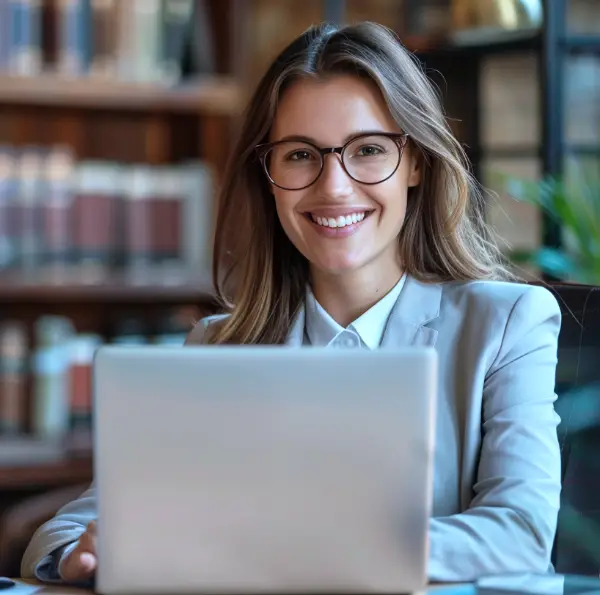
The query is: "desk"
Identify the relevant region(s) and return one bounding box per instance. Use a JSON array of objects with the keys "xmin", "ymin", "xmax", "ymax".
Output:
[
  {"xmin": 10, "ymin": 580, "xmax": 473, "ymax": 594},
  {"xmin": 10, "ymin": 573, "xmax": 600, "ymax": 594}
]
